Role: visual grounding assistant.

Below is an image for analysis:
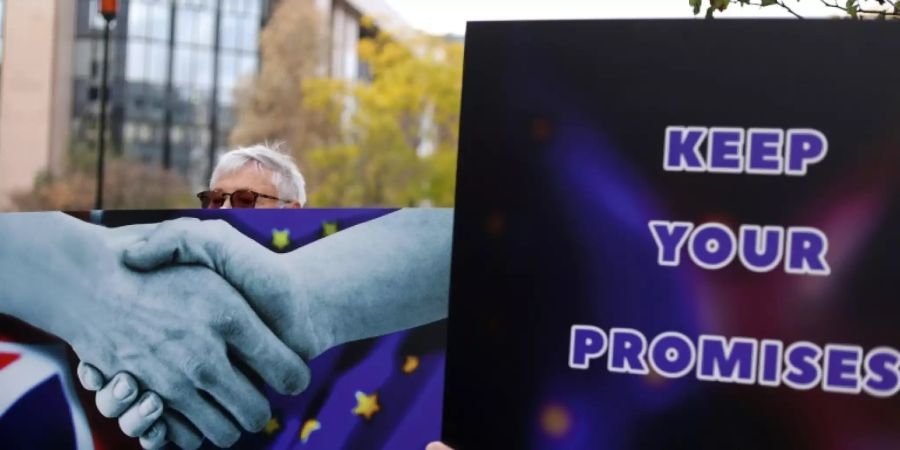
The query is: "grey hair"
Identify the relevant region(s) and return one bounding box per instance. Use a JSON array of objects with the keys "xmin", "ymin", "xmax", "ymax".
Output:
[{"xmin": 210, "ymin": 144, "xmax": 307, "ymax": 206}]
